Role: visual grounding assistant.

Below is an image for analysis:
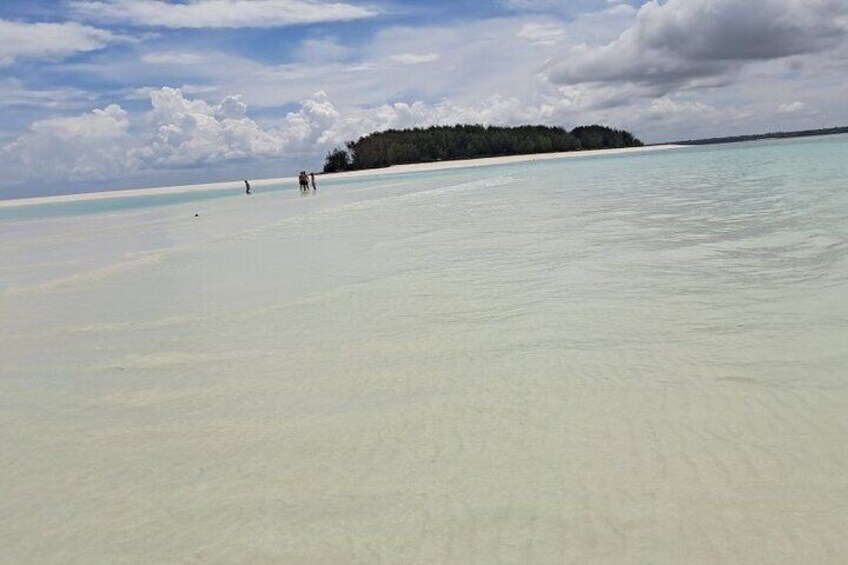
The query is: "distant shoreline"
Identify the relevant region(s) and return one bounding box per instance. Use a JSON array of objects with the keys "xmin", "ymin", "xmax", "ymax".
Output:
[
  {"xmin": 0, "ymin": 145, "xmax": 684, "ymax": 208},
  {"xmin": 665, "ymin": 126, "xmax": 848, "ymax": 146}
]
